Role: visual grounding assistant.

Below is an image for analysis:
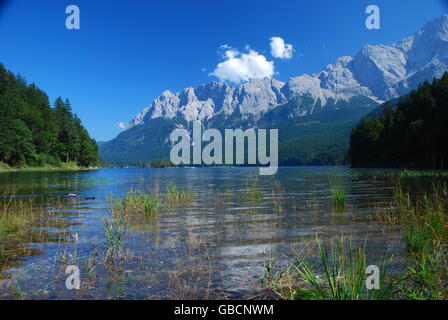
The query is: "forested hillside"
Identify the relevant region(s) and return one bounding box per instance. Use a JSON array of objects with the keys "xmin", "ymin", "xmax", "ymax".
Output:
[
  {"xmin": 101, "ymin": 102, "xmax": 375, "ymax": 167},
  {"xmin": 0, "ymin": 64, "xmax": 98, "ymax": 168},
  {"xmin": 349, "ymin": 72, "xmax": 448, "ymax": 169}
]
